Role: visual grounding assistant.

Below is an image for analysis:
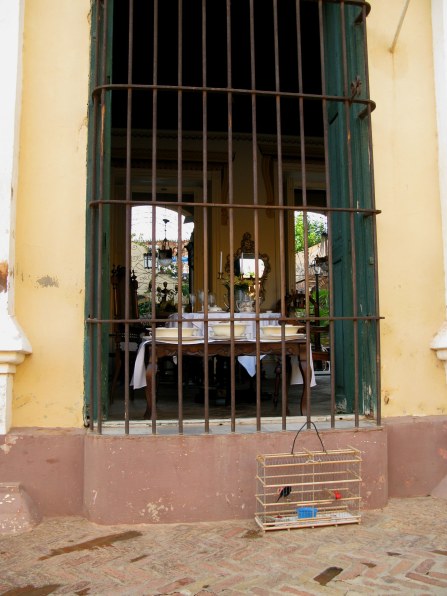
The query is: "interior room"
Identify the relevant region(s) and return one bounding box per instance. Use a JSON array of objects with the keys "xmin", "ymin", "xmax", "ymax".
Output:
[{"xmin": 88, "ymin": 0, "xmax": 377, "ymax": 428}]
